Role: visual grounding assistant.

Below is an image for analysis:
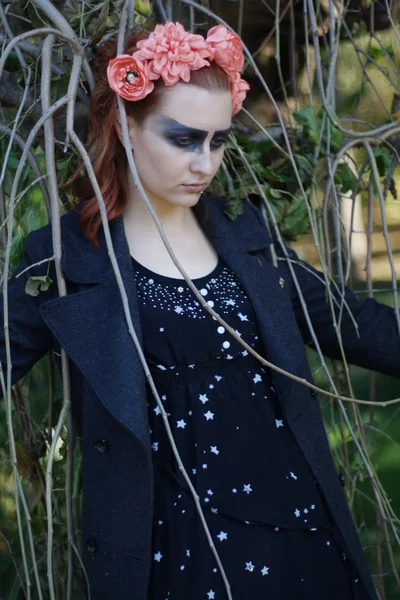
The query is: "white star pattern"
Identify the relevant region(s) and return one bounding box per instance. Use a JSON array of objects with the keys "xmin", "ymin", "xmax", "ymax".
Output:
[
  {"xmin": 261, "ymin": 566, "xmax": 270, "ymax": 576},
  {"xmin": 154, "ymin": 551, "xmax": 163, "ymax": 562},
  {"xmin": 133, "ymin": 261, "xmax": 329, "ymax": 586},
  {"xmin": 199, "ymin": 393, "xmax": 209, "ymax": 404},
  {"xmin": 207, "ymin": 591, "xmax": 215, "ymax": 599}
]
